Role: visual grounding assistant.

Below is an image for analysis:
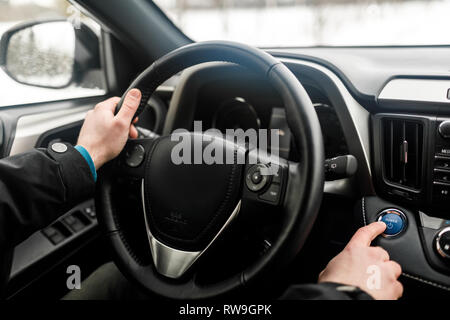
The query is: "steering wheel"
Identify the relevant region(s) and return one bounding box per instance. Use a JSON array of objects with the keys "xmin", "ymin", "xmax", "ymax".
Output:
[{"xmin": 96, "ymin": 41, "xmax": 324, "ymax": 299}]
